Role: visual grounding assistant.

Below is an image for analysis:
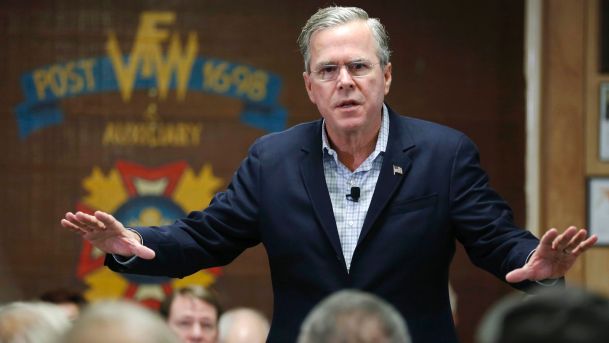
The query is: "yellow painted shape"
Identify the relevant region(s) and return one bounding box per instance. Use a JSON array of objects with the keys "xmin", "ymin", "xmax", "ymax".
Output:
[
  {"xmin": 173, "ymin": 164, "xmax": 222, "ymax": 211},
  {"xmin": 82, "ymin": 167, "xmax": 128, "ymax": 213},
  {"xmin": 173, "ymin": 270, "xmax": 216, "ymax": 289},
  {"xmin": 83, "ymin": 267, "xmax": 128, "ymax": 301}
]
